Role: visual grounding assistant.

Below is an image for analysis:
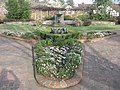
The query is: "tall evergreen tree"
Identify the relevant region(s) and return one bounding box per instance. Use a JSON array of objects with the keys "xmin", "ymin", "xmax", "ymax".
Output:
[
  {"xmin": 60, "ymin": 0, "xmax": 65, "ymax": 5},
  {"xmin": 18, "ymin": 0, "xmax": 31, "ymax": 19},
  {"xmin": 6, "ymin": 0, "xmax": 31, "ymax": 19},
  {"xmin": 6, "ymin": 0, "xmax": 20, "ymax": 19}
]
